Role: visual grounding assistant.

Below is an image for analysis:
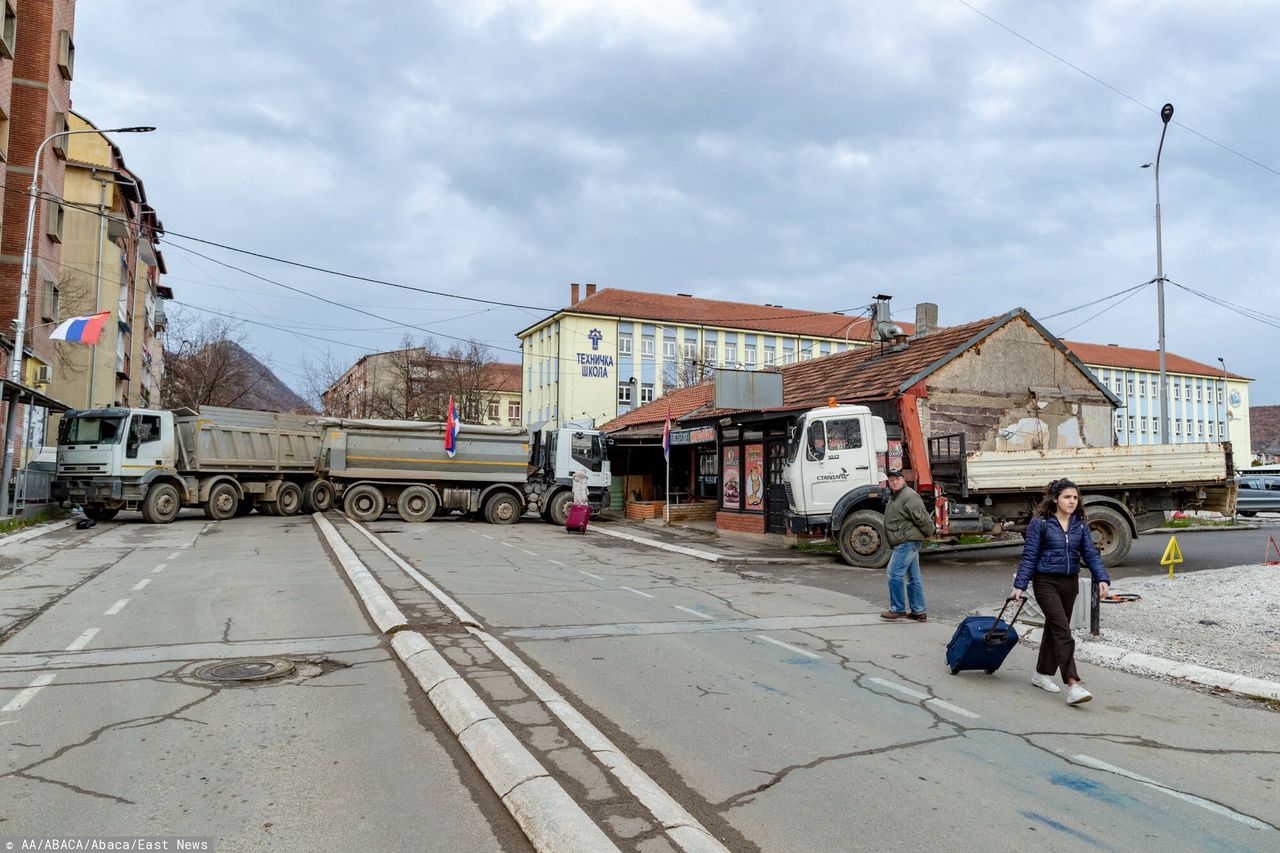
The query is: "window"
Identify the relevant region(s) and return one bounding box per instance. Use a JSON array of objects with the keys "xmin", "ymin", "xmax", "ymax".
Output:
[
  {"xmin": 1217, "ymin": 387, "xmax": 1223, "ymax": 403},
  {"xmin": 1174, "ymin": 383, "xmax": 1180, "ymax": 401},
  {"xmin": 1196, "ymin": 386, "xmax": 1202, "ymax": 402},
  {"xmin": 617, "ymin": 383, "xmax": 632, "ymax": 405},
  {"xmin": 663, "ymin": 340, "xmax": 677, "ymax": 359},
  {"xmin": 488, "ymin": 401, "xmax": 500, "ymax": 421},
  {"xmin": 1, "ymin": 2, "xmax": 16, "ymax": 60},
  {"xmin": 800, "ymin": 346, "xmax": 812, "ymax": 361},
  {"xmin": 824, "ymin": 418, "xmax": 863, "ymax": 451},
  {"xmin": 1218, "ymin": 420, "xmax": 1225, "ymax": 438},
  {"xmin": 1185, "ymin": 419, "xmax": 1192, "ymax": 434},
  {"xmin": 640, "ymin": 338, "xmax": 654, "ymax": 359},
  {"xmin": 763, "ymin": 346, "xmax": 775, "ymax": 366},
  {"xmin": 125, "ymin": 414, "xmax": 161, "ymax": 459},
  {"xmin": 1175, "ymin": 420, "xmax": 1182, "ymax": 436},
  {"xmin": 507, "ymin": 401, "xmax": 520, "ymax": 423},
  {"xmin": 1139, "ymin": 417, "xmax": 1147, "ymax": 433},
  {"xmin": 640, "ymin": 384, "xmax": 654, "ymax": 404},
  {"xmin": 703, "ymin": 343, "xmax": 717, "ymax": 364},
  {"xmin": 1115, "ymin": 414, "xmax": 1125, "ymax": 433},
  {"xmin": 40, "ymin": 280, "xmax": 59, "ymax": 322},
  {"xmin": 1126, "ymin": 379, "xmax": 1134, "ymax": 396},
  {"xmin": 0, "ymin": 101, "xmax": 8, "ymax": 163},
  {"xmin": 46, "ymin": 201, "xmax": 64, "ymax": 242},
  {"xmin": 744, "ymin": 345, "xmax": 756, "ymax": 367},
  {"xmin": 58, "ymin": 30, "xmax": 75, "ymax": 80},
  {"xmin": 682, "ymin": 341, "xmax": 696, "ymax": 361},
  {"xmin": 1129, "ymin": 416, "xmax": 1136, "ymax": 432},
  {"xmin": 805, "ymin": 422, "xmax": 826, "ymax": 461},
  {"xmin": 1138, "ymin": 380, "xmax": 1146, "ymax": 397},
  {"xmin": 618, "ymin": 334, "xmax": 633, "ymax": 356},
  {"xmin": 724, "ymin": 343, "xmax": 737, "ymax": 365}
]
